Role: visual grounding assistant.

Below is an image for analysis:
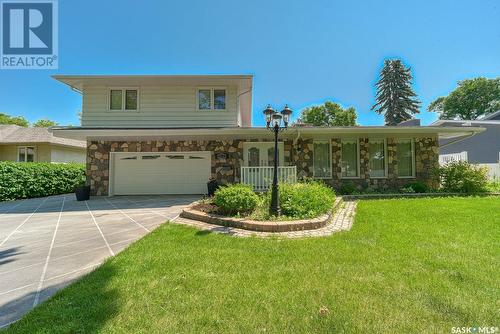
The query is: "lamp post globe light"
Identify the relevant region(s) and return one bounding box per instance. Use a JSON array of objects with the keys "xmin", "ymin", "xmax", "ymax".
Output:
[{"xmin": 263, "ymin": 104, "xmax": 292, "ymax": 216}]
